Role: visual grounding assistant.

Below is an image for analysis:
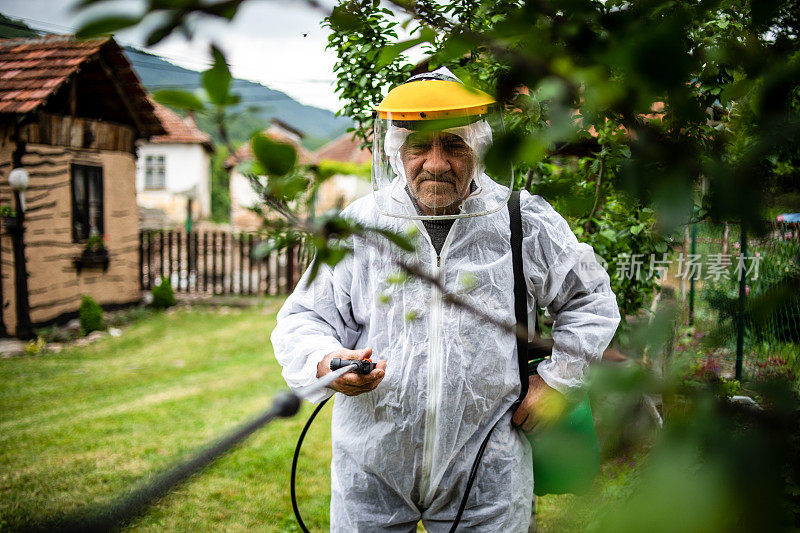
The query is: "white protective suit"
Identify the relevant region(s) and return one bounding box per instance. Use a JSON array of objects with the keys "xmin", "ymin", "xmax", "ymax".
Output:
[{"xmin": 271, "ymin": 177, "xmax": 621, "ymax": 531}]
